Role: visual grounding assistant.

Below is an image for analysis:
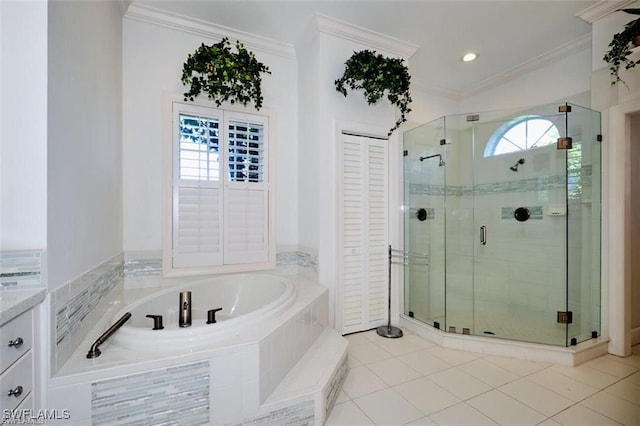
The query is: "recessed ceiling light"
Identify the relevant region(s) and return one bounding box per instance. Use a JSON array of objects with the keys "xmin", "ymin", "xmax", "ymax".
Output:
[{"xmin": 461, "ymin": 52, "xmax": 478, "ymax": 62}]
